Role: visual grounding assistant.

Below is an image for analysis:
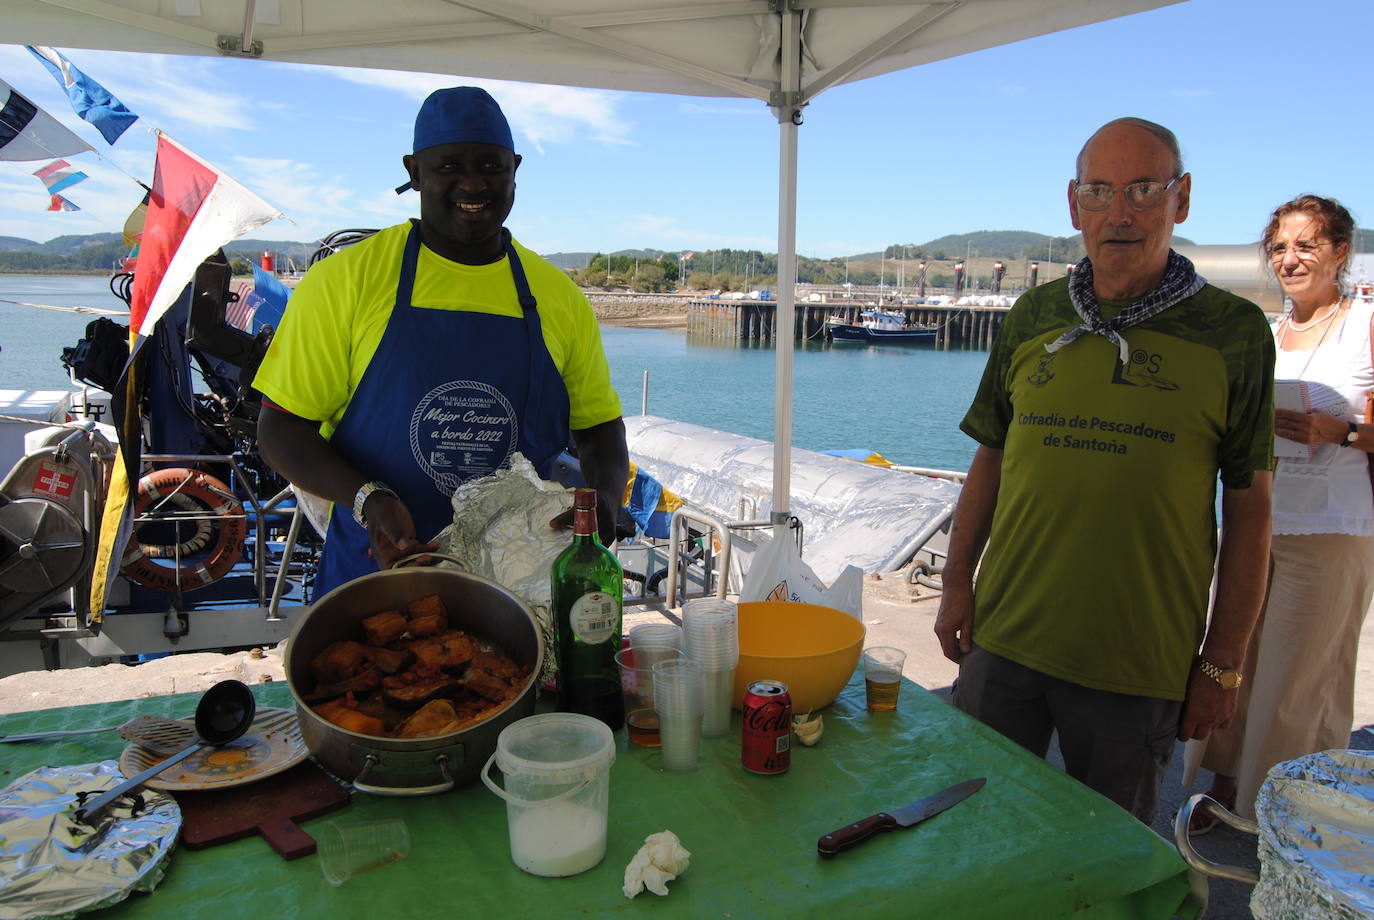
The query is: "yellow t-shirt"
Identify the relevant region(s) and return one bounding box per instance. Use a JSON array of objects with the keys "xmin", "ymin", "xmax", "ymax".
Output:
[{"xmin": 253, "ymin": 222, "xmax": 621, "ymax": 438}]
